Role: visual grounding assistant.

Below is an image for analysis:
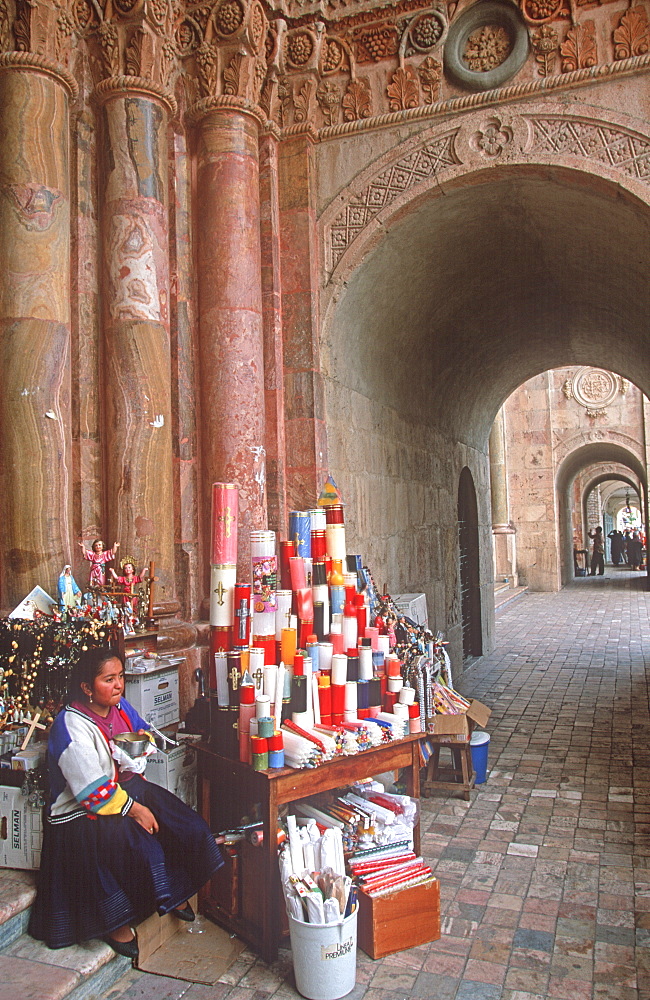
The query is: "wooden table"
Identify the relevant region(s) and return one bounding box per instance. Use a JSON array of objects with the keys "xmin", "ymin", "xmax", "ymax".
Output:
[{"xmin": 196, "ymin": 734, "xmax": 422, "ymax": 964}]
